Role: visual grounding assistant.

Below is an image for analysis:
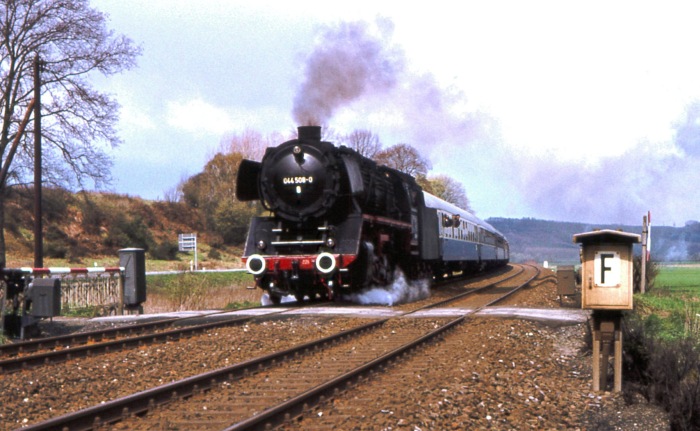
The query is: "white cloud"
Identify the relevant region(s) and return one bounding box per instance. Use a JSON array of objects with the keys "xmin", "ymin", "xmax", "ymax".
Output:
[{"xmin": 165, "ymin": 98, "xmax": 235, "ymax": 136}]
